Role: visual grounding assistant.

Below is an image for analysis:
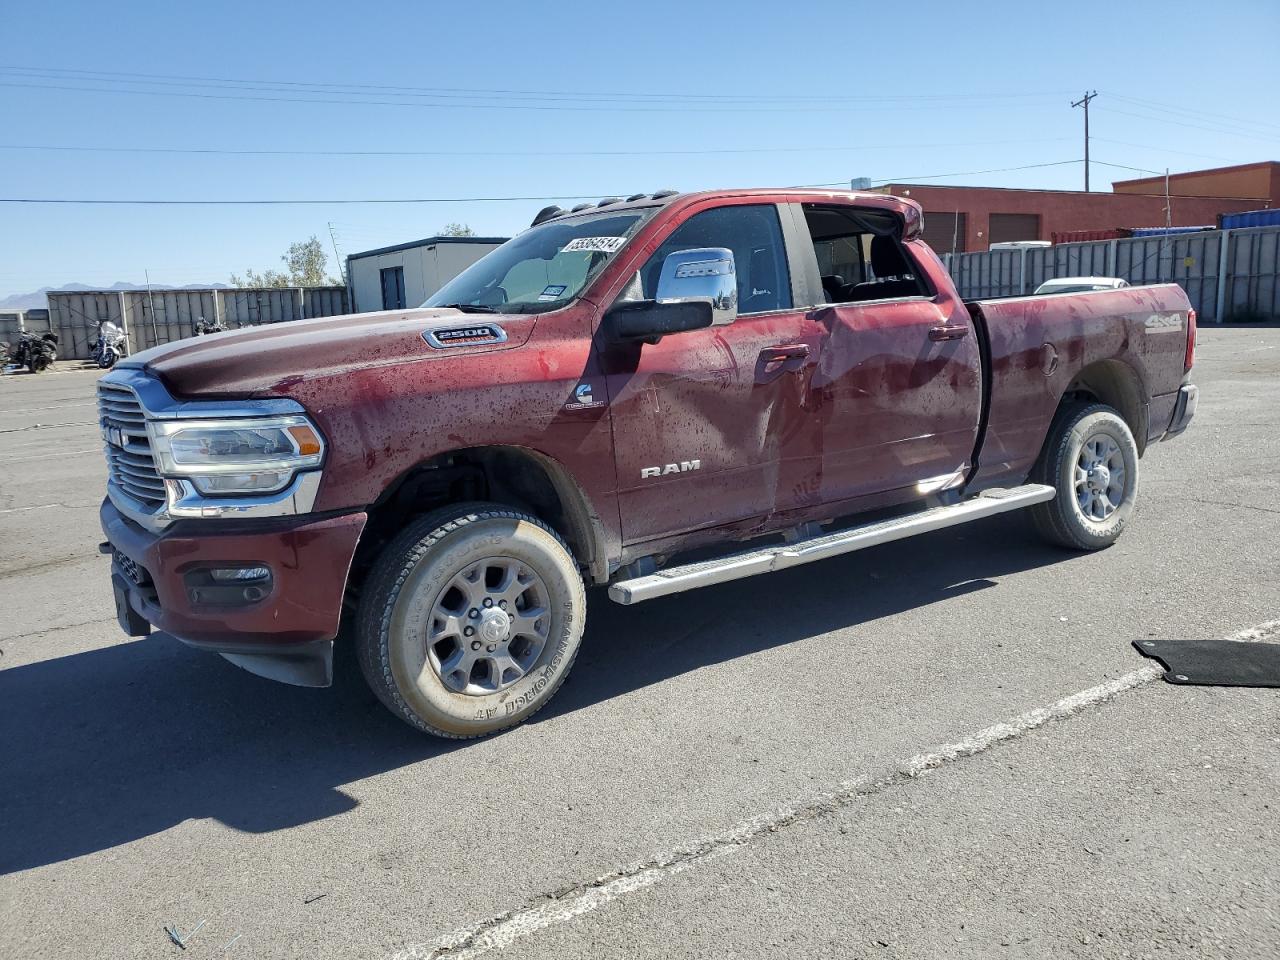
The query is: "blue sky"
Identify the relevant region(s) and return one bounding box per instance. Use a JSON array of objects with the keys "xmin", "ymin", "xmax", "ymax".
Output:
[{"xmin": 2, "ymin": 0, "xmax": 1277, "ymax": 297}]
